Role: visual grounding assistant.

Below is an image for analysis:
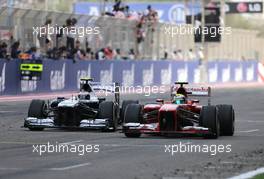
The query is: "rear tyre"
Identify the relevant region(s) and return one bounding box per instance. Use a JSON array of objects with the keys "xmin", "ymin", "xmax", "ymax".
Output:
[
  {"xmin": 120, "ymin": 100, "xmax": 138, "ymax": 124},
  {"xmin": 217, "ymin": 105, "xmax": 235, "ymax": 136},
  {"xmin": 123, "ymin": 104, "xmax": 142, "ymax": 138},
  {"xmin": 27, "ymin": 99, "xmax": 47, "ymax": 131},
  {"xmin": 199, "ymin": 106, "xmax": 219, "ymax": 139},
  {"xmin": 98, "ymin": 101, "xmax": 116, "ymax": 132}
]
